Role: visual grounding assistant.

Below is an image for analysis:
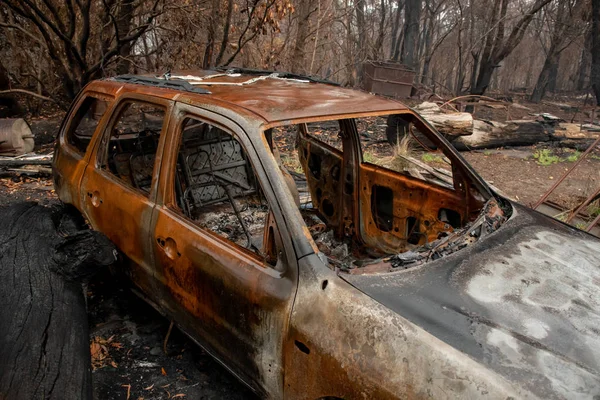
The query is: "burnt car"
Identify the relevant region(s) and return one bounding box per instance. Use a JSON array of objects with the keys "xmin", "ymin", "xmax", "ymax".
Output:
[{"xmin": 53, "ymin": 70, "xmax": 600, "ymax": 399}]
